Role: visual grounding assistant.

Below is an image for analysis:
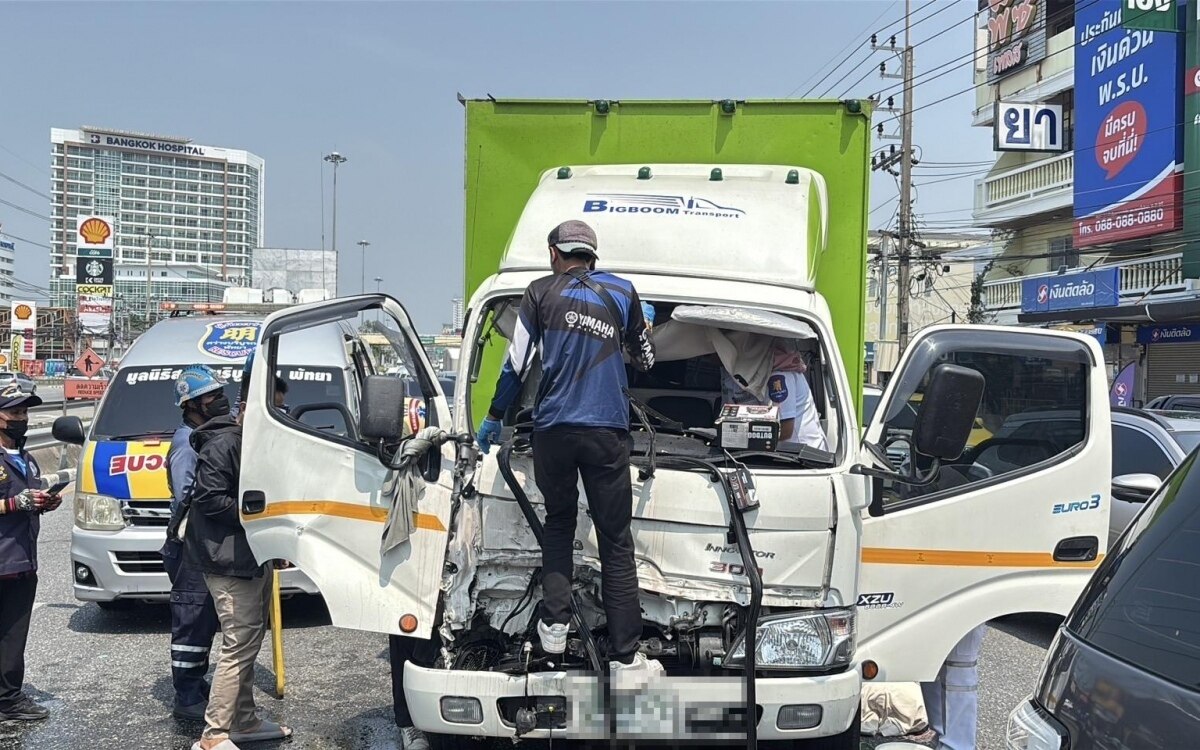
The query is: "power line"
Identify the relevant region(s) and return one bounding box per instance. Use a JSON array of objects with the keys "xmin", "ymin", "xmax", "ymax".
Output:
[
  {"xmin": 790, "ymin": 1, "xmax": 899, "ymax": 98},
  {"xmin": 0, "ymin": 197, "xmax": 51, "ymax": 222},
  {"xmin": 1, "ymin": 233, "xmax": 51, "ymax": 250},
  {"xmin": 0, "ymin": 170, "xmax": 50, "ymax": 201},
  {"xmin": 0, "ymin": 144, "xmax": 45, "ymax": 180}
]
